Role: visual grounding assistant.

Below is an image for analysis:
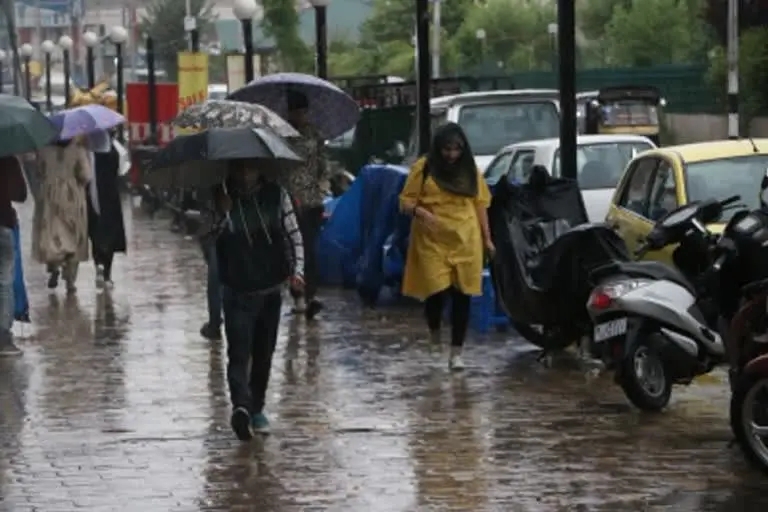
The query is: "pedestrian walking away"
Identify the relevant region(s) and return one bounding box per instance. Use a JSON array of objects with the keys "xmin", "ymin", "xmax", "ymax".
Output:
[
  {"xmin": 399, "ymin": 123, "xmax": 495, "ymax": 371},
  {"xmin": 280, "ymin": 89, "xmax": 329, "ymax": 320},
  {"xmin": 31, "ymin": 138, "xmax": 92, "ymax": 293},
  {"xmin": 87, "ymin": 131, "xmax": 127, "ymax": 289},
  {"xmin": 198, "ymin": 183, "xmax": 226, "ymax": 341},
  {"xmin": 0, "ymin": 156, "xmax": 28, "ymax": 356},
  {"xmin": 215, "ymin": 160, "xmax": 305, "ymax": 440}
]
